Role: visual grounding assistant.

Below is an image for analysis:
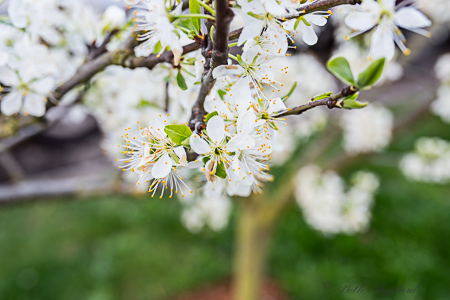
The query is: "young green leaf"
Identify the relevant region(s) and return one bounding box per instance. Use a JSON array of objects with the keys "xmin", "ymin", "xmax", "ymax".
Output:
[
  {"xmin": 327, "ymin": 57, "xmax": 355, "ymax": 85},
  {"xmin": 189, "ymin": 0, "xmax": 201, "ymax": 33},
  {"xmin": 310, "ymin": 92, "xmax": 333, "ymax": 102},
  {"xmin": 205, "ymin": 111, "xmax": 218, "ymax": 123},
  {"xmin": 342, "ymin": 99, "xmax": 368, "ymax": 109},
  {"xmin": 339, "ymin": 93, "xmax": 367, "ymax": 109},
  {"xmin": 176, "ymin": 70, "xmax": 188, "ymax": 90},
  {"xmin": 164, "ymin": 125, "xmax": 192, "ymax": 145},
  {"xmin": 356, "ymin": 58, "xmax": 386, "ymax": 89}
]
